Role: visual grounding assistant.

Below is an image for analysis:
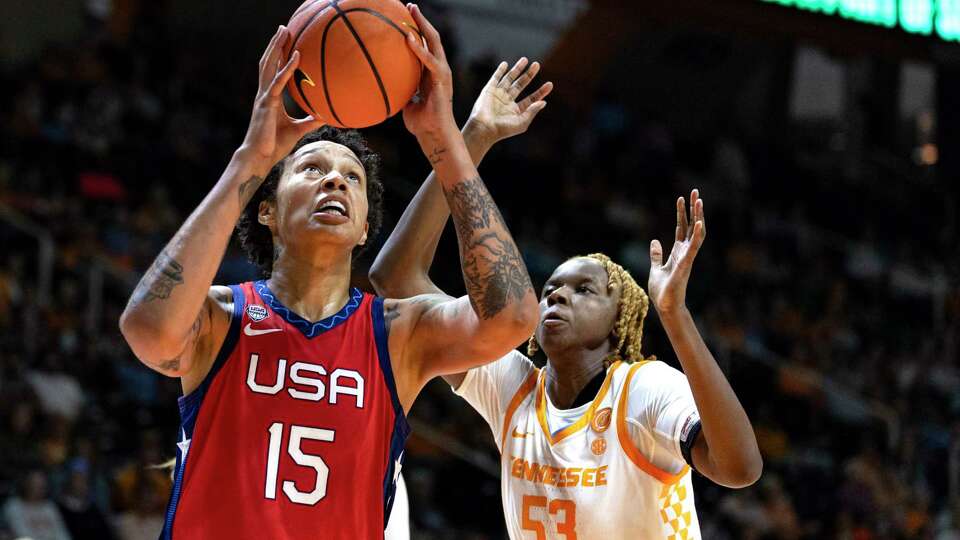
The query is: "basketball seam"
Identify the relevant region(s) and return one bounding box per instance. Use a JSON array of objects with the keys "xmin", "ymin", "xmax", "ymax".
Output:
[
  {"xmin": 290, "ymin": 0, "xmax": 334, "ymax": 53},
  {"xmin": 341, "ymin": 8, "xmax": 415, "ymax": 38},
  {"xmin": 293, "ymin": 70, "xmax": 321, "ymax": 119},
  {"xmin": 330, "ymin": 0, "xmax": 393, "ymax": 119},
  {"xmin": 290, "ymin": 0, "xmax": 336, "ymax": 119},
  {"xmin": 320, "ymin": 9, "xmax": 346, "ymax": 126},
  {"xmin": 342, "ymin": 8, "xmax": 424, "ymax": 112},
  {"xmin": 291, "ymin": 0, "xmax": 330, "ymax": 22}
]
